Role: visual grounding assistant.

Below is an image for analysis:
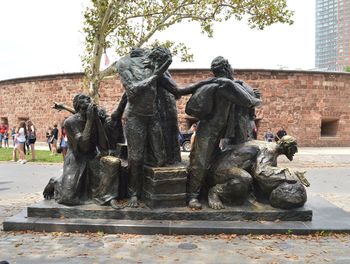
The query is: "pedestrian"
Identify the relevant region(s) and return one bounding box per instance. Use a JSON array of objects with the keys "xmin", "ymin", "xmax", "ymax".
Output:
[
  {"xmin": 51, "ymin": 123, "xmax": 59, "ymax": 155},
  {"xmin": 0, "ymin": 122, "xmax": 7, "ymax": 148},
  {"xmin": 3, "ymin": 130, "xmax": 9, "ymax": 148},
  {"xmin": 46, "ymin": 127, "xmax": 52, "ymax": 151},
  {"xmin": 11, "ymin": 134, "xmax": 19, "ymax": 162},
  {"xmin": 11, "ymin": 126, "xmax": 16, "ymax": 147},
  {"xmin": 275, "ymin": 126, "xmax": 287, "ymax": 141},
  {"xmin": 16, "ymin": 121, "xmax": 27, "ymax": 164},
  {"xmin": 59, "ymin": 124, "xmax": 68, "ymax": 158},
  {"xmin": 264, "ymin": 128, "xmax": 274, "ymax": 142},
  {"xmin": 27, "ymin": 120, "xmax": 37, "ymax": 161}
]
